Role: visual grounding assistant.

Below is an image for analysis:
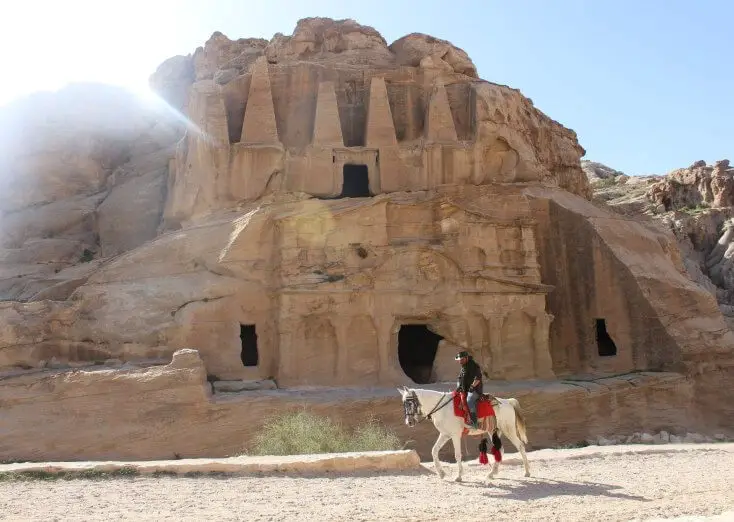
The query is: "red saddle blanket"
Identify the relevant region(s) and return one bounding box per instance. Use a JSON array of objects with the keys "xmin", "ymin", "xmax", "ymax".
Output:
[{"xmin": 452, "ymin": 391, "xmax": 496, "ymax": 421}]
